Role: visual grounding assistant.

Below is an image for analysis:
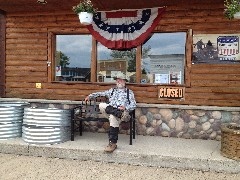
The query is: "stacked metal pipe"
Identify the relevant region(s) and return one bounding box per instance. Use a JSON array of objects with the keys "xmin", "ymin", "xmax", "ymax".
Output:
[
  {"xmin": 0, "ymin": 102, "xmax": 28, "ymax": 140},
  {"xmin": 22, "ymin": 107, "xmax": 72, "ymax": 145}
]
